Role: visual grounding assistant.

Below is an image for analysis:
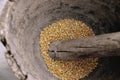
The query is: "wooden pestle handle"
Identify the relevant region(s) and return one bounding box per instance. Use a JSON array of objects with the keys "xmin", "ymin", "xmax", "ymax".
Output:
[{"xmin": 48, "ymin": 32, "xmax": 120, "ymax": 61}]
